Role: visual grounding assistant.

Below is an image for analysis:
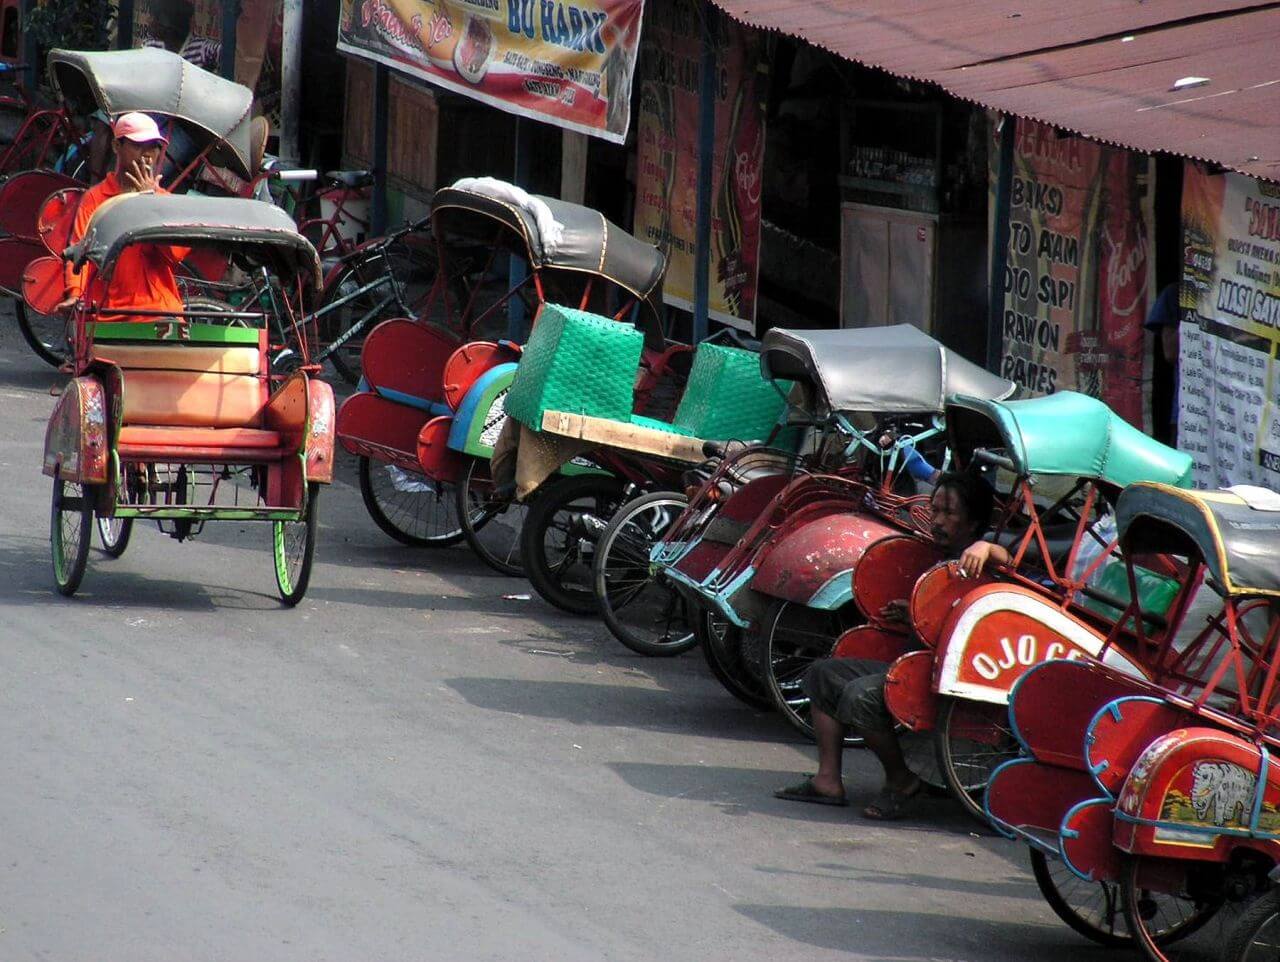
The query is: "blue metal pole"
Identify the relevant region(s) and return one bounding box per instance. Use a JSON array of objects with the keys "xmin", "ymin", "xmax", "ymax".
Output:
[
  {"xmin": 220, "ymin": 0, "xmax": 241, "ymax": 81},
  {"xmin": 370, "ymin": 63, "xmax": 390, "ymax": 236},
  {"xmin": 507, "ymin": 116, "xmax": 533, "ymax": 341},
  {"xmin": 692, "ymin": 1, "xmax": 717, "ymax": 345}
]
